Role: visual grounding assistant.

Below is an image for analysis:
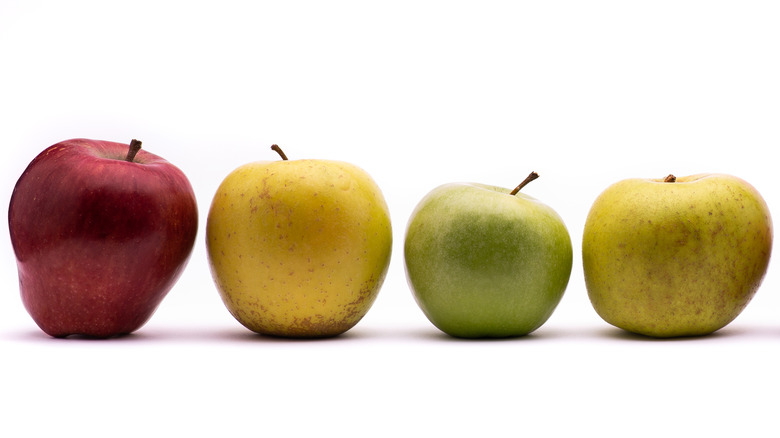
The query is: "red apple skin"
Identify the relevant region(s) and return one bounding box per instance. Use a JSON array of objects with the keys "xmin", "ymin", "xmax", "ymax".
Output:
[{"xmin": 8, "ymin": 139, "xmax": 198, "ymax": 338}]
